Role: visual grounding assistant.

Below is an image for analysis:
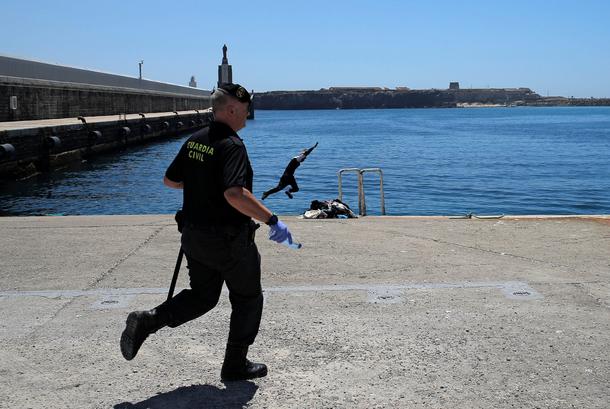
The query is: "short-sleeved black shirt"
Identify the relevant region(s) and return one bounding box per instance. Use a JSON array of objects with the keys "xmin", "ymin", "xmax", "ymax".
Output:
[{"xmin": 165, "ymin": 121, "xmax": 253, "ymax": 227}]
